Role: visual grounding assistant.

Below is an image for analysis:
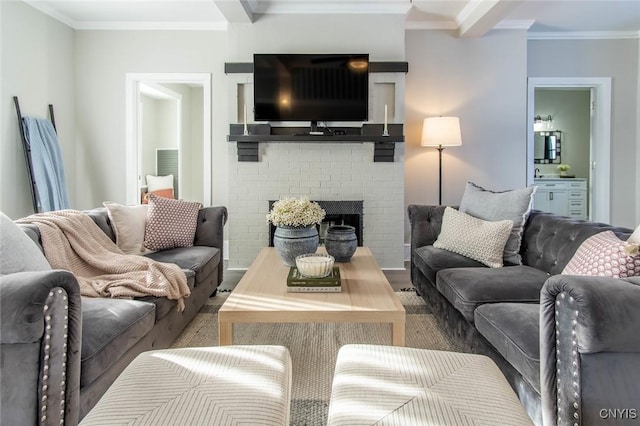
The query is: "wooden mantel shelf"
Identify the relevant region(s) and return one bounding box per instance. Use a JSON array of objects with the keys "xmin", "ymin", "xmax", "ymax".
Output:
[{"xmin": 227, "ymin": 123, "xmax": 404, "ymax": 162}]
